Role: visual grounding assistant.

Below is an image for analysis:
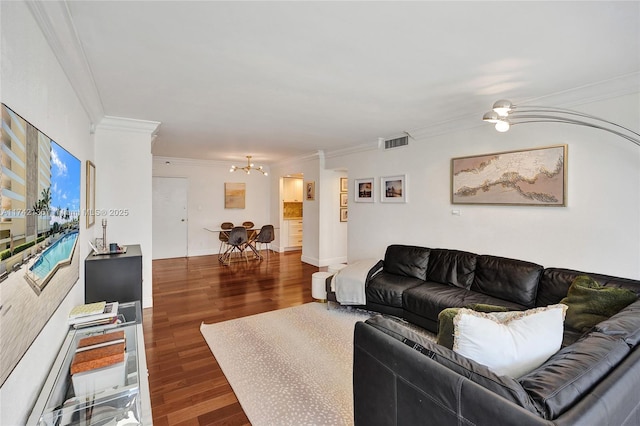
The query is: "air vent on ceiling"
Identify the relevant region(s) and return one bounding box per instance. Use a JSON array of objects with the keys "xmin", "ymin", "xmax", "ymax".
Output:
[{"xmin": 384, "ymin": 136, "xmax": 409, "ymax": 150}]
